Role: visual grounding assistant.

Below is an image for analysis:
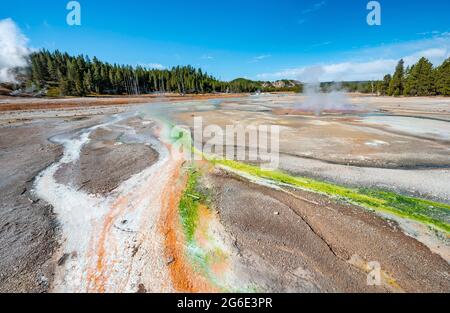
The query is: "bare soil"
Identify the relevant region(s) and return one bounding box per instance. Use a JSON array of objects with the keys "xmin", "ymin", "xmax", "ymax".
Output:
[
  {"xmin": 0, "ymin": 116, "xmax": 103, "ymax": 292},
  {"xmin": 55, "ymin": 126, "xmax": 159, "ymax": 195},
  {"xmin": 0, "ymin": 93, "xmax": 247, "ymax": 112},
  {"xmin": 204, "ymin": 170, "xmax": 450, "ymax": 292}
]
